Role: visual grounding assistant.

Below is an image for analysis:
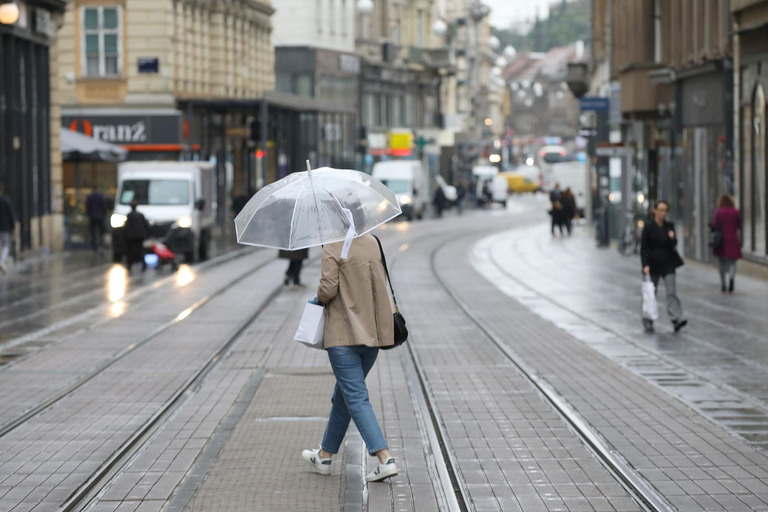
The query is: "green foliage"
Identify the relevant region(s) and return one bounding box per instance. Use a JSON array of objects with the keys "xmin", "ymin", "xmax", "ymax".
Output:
[{"xmin": 492, "ymin": 0, "xmax": 589, "ymax": 53}]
